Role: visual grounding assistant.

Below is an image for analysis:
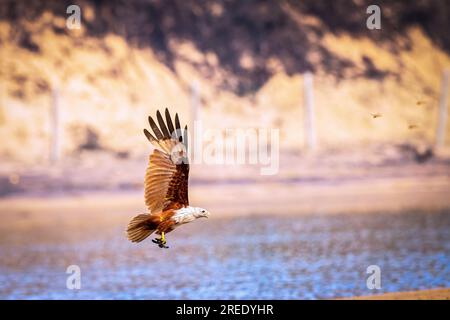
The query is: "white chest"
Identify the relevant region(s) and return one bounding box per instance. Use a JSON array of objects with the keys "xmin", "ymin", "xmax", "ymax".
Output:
[{"xmin": 172, "ymin": 207, "xmax": 197, "ymax": 225}]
